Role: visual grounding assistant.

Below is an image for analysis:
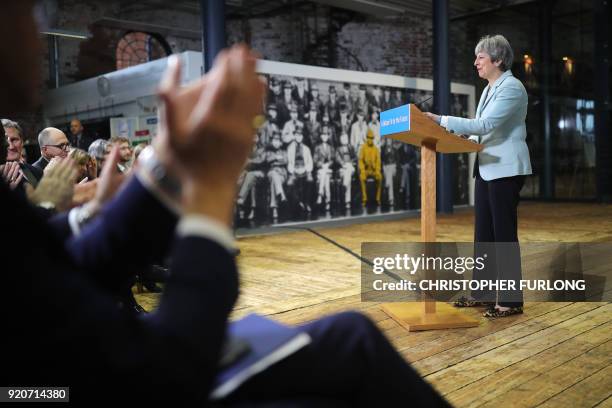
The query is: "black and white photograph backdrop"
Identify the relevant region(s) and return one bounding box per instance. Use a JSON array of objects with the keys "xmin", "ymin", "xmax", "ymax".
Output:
[{"xmin": 234, "ymin": 61, "xmax": 476, "ymax": 227}]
